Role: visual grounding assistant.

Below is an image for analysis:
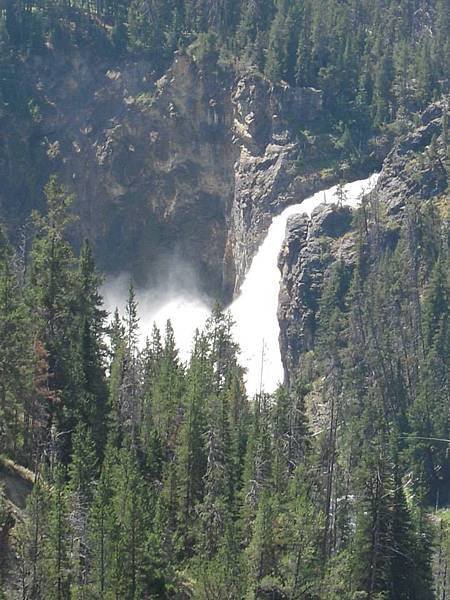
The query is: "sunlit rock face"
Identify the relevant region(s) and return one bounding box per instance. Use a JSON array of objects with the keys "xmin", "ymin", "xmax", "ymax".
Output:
[
  {"xmin": 375, "ymin": 97, "xmax": 448, "ymax": 216},
  {"xmin": 278, "ymin": 176, "xmax": 379, "ymax": 385},
  {"xmin": 229, "ymin": 75, "xmax": 324, "ymax": 293},
  {"xmin": 0, "ymin": 49, "xmax": 331, "ymax": 303}
]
